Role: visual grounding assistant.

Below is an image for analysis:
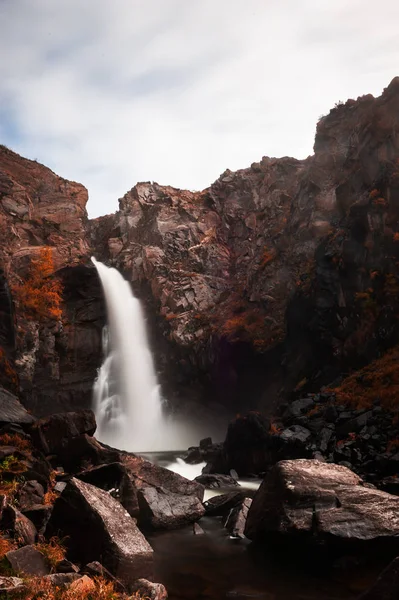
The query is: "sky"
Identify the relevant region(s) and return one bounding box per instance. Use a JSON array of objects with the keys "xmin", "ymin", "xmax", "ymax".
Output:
[{"xmin": 0, "ymin": 0, "xmax": 398, "ymax": 218}]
